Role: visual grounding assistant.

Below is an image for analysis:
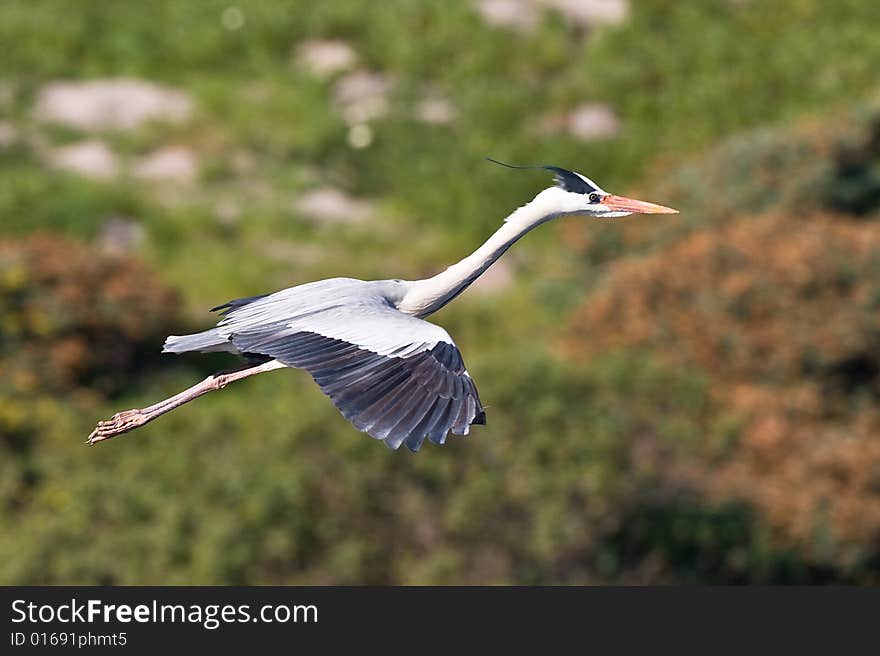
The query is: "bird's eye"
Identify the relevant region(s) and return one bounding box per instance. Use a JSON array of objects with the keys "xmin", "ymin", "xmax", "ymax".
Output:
[{"xmin": 588, "ymin": 192, "xmax": 601, "ymax": 203}]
